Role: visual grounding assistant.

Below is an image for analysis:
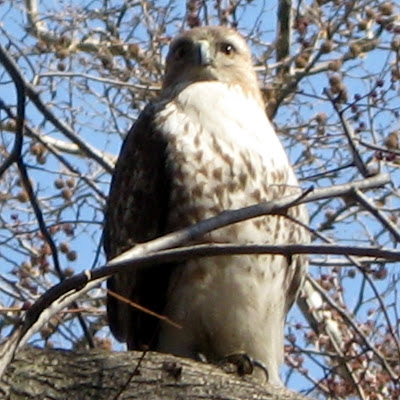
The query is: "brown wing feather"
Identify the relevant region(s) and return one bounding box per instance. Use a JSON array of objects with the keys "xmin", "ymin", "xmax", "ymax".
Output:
[{"xmin": 104, "ymin": 103, "xmax": 174, "ymax": 349}]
